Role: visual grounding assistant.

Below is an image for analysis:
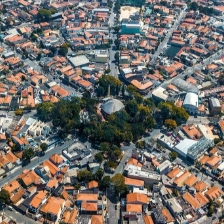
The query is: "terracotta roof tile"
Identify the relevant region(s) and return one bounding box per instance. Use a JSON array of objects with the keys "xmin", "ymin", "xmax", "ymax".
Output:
[
  {"xmin": 91, "ymin": 215, "xmax": 103, "ymax": 224},
  {"xmin": 30, "ymin": 190, "xmax": 48, "ymax": 208},
  {"xmin": 77, "ymin": 194, "xmax": 98, "ymax": 201},
  {"xmin": 183, "ymin": 192, "xmax": 201, "ymax": 209},
  {"xmin": 167, "ymin": 167, "xmax": 182, "ymax": 179},
  {"xmin": 88, "ymin": 180, "xmax": 98, "ymax": 189},
  {"xmin": 143, "ymin": 215, "xmax": 154, "ymax": 224},
  {"xmin": 40, "ymin": 196, "xmax": 65, "ymax": 215},
  {"xmin": 126, "ymin": 204, "xmax": 142, "ymax": 213},
  {"xmin": 126, "ymin": 193, "xmax": 148, "ymax": 204},
  {"xmin": 125, "ymin": 177, "xmax": 144, "ymax": 187},
  {"xmin": 205, "ymin": 186, "xmax": 223, "ymax": 200},
  {"xmin": 194, "ymin": 181, "xmax": 207, "ymax": 192}
]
